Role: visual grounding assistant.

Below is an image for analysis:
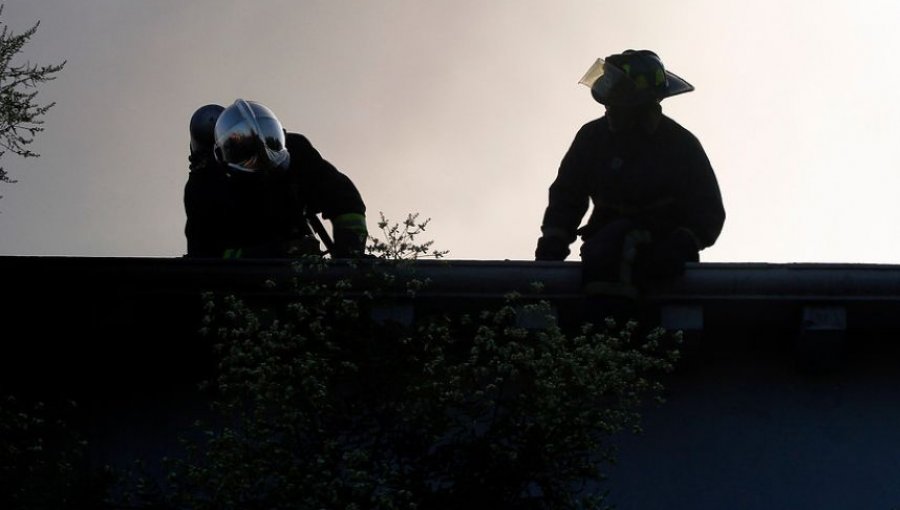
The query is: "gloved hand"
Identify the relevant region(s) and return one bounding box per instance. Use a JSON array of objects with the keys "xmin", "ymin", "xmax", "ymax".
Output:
[
  {"xmin": 286, "ymin": 235, "xmax": 324, "ymax": 257},
  {"xmin": 331, "ymin": 228, "xmax": 367, "ymax": 258},
  {"xmin": 535, "ymin": 235, "xmax": 570, "ymax": 261}
]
